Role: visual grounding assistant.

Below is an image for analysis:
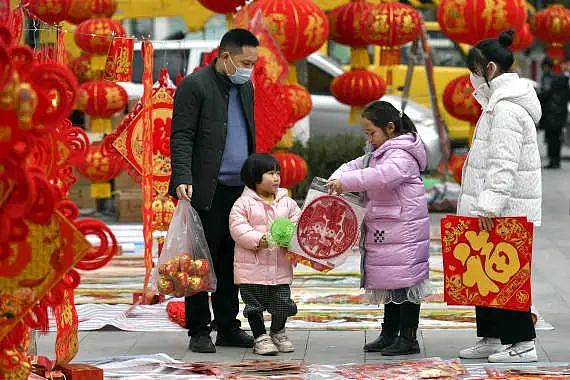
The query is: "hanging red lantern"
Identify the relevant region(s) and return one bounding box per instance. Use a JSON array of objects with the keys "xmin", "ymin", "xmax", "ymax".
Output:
[
  {"xmin": 328, "ymin": 0, "xmax": 371, "ymax": 48},
  {"xmin": 530, "ymin": 4, "xmax": 570, "ymax": 68},
  {"xmin": 76, "ymin": 80, "xmax": 127, "ymax": 132},
  {"xmin": 437, "ymin": 0, "xmax": 526, "ymax": 46},
  {"xmin": 69, "ymin": 54, "xmax": 97, "ymax": 83},
  {"xmin": 75, "ymin": 142, "xmax": 123, "ymax": 198},
  {"xmin": 530, "ymin": 4, "xmax": 570, "ymax": 44},
  {"xmin": 282, "ymin": 83, "xmax": 312, "ymax": 124},
  {"xmin": 67, "ymin": 0, "xmax": 117, "ymax": 24},
  {"xmin": 197, "ymin": 0, "xmax": 246, "ymax": 14},
  {"xmin": 328, "ymin": 0, "xmax": 373, "ymax": 69},
  {"xmin": 442, "ymin": 74, "xmax": 482, "ymax": 125},
  {"xmin": 27, "ymin": 0, "xmax": 71, "ymax": 24},
  {"xmin": 448, "ymin": 151, "xmax": 467, "ymax": 184},
  {"xmin": 273, "ymin": 152, "xmax": 308, "ymax": 189},
  {"xmin": 74, "ymin": 18, "xmax": 125, "ymax": 55},
  {"xmin": 331, "ymin": 69, "xmax": 386, "ymax": 123},
  {"xmin": 244, "ymin": 0, "xmax": 329, "ymax": 64},
  {"xmin": 511, "ymin": 23, "xmax": 534, "ymax": 52},
  {"xmin": 361, "ymin": 2, "xmax": 422, "ymax": 47}
]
